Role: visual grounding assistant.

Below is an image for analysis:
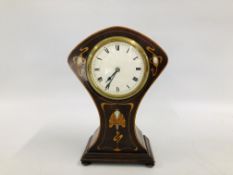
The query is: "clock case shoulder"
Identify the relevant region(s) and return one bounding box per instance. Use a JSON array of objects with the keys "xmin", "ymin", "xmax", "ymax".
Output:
[
  {"xmin": 68, "ymin": 26, "xmax": 168, "ymax": 101},
  {"xmin": 68, "ymin": 26, "xmax": 168, "ymax": 166}
]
